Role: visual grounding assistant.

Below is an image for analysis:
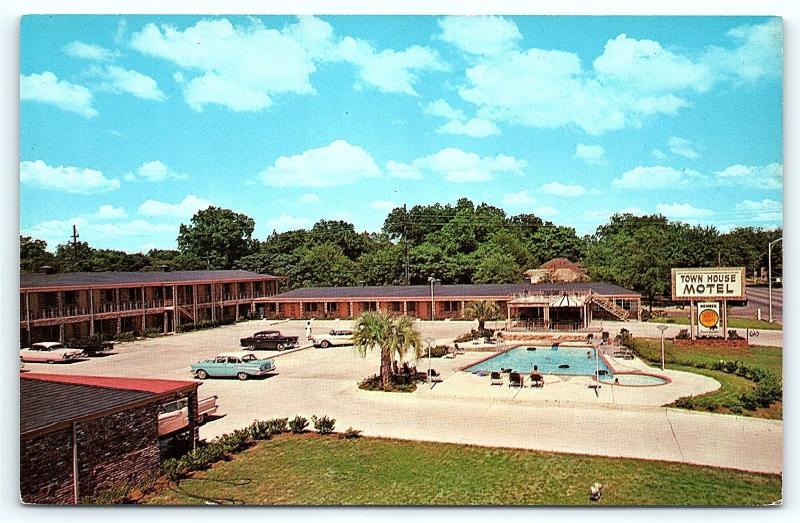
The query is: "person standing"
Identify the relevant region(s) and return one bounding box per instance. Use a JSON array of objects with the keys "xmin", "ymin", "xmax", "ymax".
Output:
[{"xmin": 305, "ymin": 320, "xmax": 312, "ymax": 340}]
